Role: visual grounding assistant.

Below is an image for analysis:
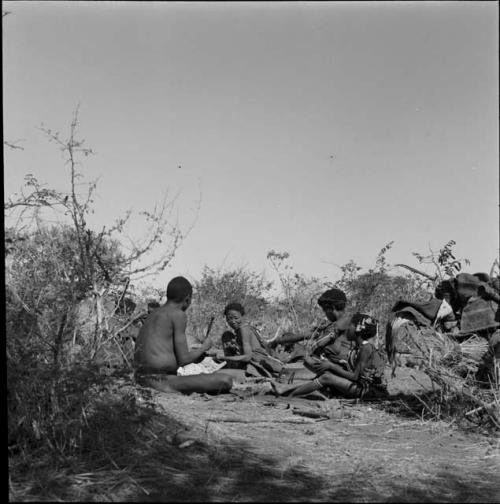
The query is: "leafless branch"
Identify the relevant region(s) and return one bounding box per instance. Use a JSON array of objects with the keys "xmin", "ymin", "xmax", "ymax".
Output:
[{"xmin": 4, "ymin": 139, "xmax": 25, "ymax": 150}]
